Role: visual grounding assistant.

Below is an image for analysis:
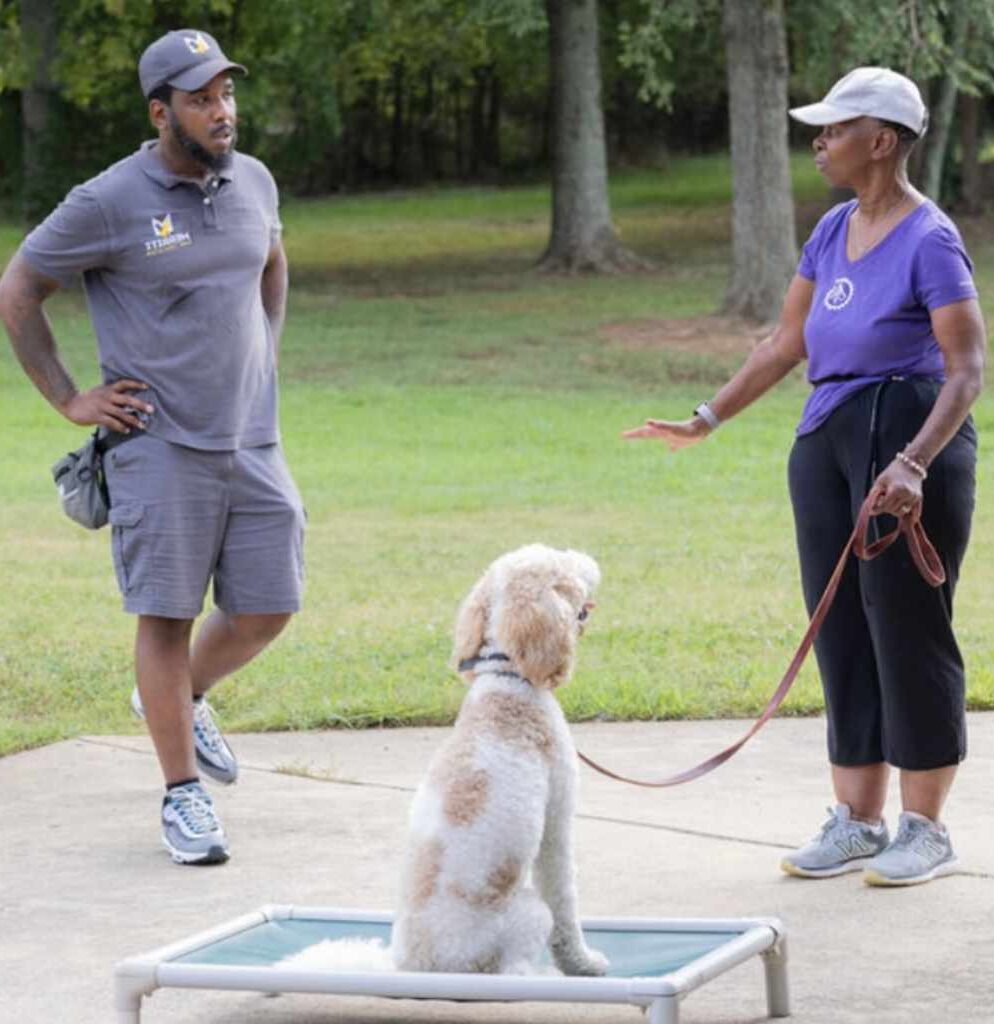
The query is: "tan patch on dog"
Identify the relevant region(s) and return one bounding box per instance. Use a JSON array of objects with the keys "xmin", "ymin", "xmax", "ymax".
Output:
[
  {"xmin": 430, "ymin": 733, "xmax": 492, "ymax": 827},
  {"xmin": 410, "ymin": 838, "xmax": 445, "ymax": 908},
  {"xmin": 443, "ymin": 767, "xmax": 491, "ymax": 826},
  {"xmin": 452, "ymin": 855, "xmax": 522, "ymax": 909},
  {"xmin": 474, "ymin": 692, "xmax": 555, "ymax": 758}
]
